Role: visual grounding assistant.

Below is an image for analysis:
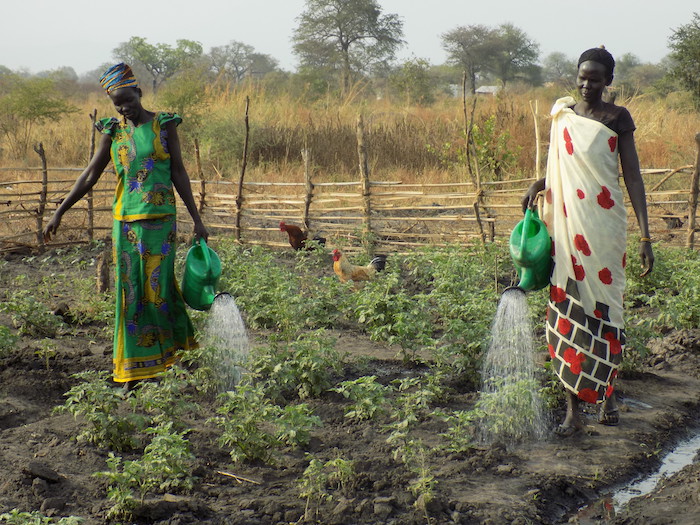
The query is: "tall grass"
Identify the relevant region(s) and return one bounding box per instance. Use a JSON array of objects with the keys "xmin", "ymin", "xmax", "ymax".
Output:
[{"xmin": 4, "ymin": 82, "xmax": 699, "ymax": 186}]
